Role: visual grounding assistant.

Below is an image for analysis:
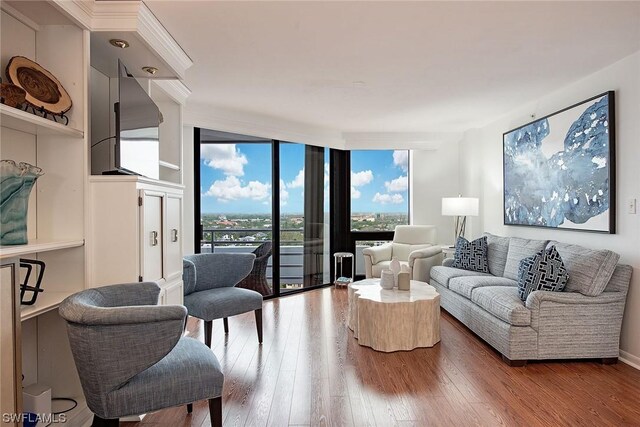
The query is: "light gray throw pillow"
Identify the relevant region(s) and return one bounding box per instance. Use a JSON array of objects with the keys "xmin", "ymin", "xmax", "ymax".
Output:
[
  {"xmin": 482, "ymin": 233, "xmax": 510, "ymax": 277},
  {"xmin": 503, "ymin": 237, "xmax": 549, "ymax": 280},
  {"xmin": 546, "ymin": 241, "xmax": 620, "ymax": 296}
]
